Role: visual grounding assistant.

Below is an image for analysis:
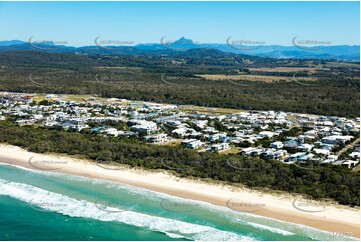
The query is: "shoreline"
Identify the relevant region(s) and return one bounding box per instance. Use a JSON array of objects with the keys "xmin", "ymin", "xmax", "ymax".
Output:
[{"xmin": 0, "ymin": 144, "xmax": 359, "ymax": 238}]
